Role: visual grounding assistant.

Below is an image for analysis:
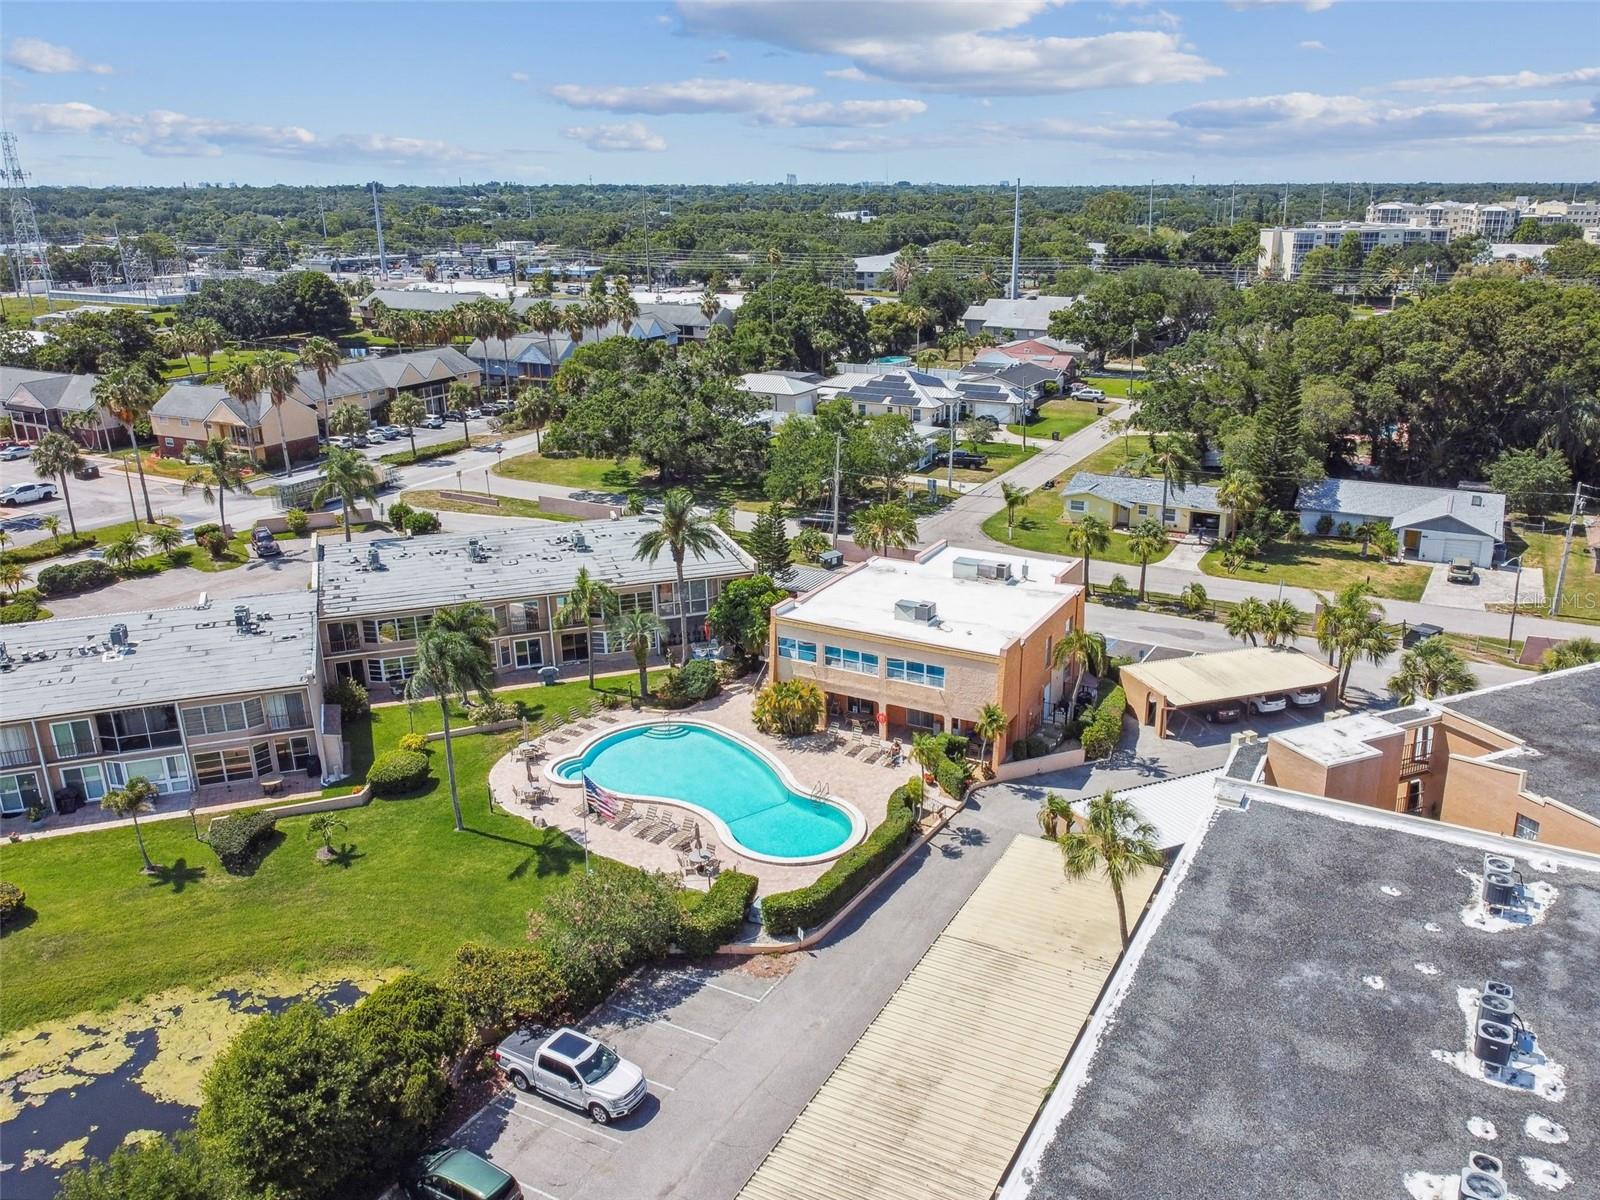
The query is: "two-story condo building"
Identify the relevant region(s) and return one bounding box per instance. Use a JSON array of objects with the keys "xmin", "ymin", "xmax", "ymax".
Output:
[
  {"xmin": 767, "ymin": 543, "xmax": 1087, "ymax": 765},
  {"xmin": 313, "ymin": 518, "xmax": 755, "ymax": 691},
  {"xmin": 0, "ymin": 596, "xmax": 340, "ymax": 817}
]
